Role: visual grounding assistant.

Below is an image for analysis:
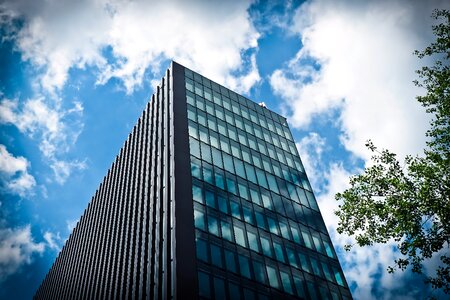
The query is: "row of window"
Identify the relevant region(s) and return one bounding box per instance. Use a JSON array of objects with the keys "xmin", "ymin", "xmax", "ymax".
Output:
[
  {"xmin": 189, "ymin": 133, "xmax": 315, "ymax": 204},
  {"xmin": 186, "ymin": 94, "xmax": 296, "ymax": 156},
  {"xmin": 188, "ymin": 120, "xmax": 308, "ymax": 192},
  {"xmin": 186, "ymin": 103, "xmax": 303, "ymax": 173},
  {"xmin": 195, "ymin": 231, "xmax": 345, "ymax": 289},
  {"xmin": 190, "ymin": 156, "xmax": 322, "ymax": 227},
  {"xmin": 184, "ymin": 69, "xmax": 287, "ymax": 130},
  {"xmin": 192, "ymin": 177, "xmax": 328, "ymax": 246},
  {"xmin": 193, "ymin": 203, "xmax": 342, "ymax": 287}
]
